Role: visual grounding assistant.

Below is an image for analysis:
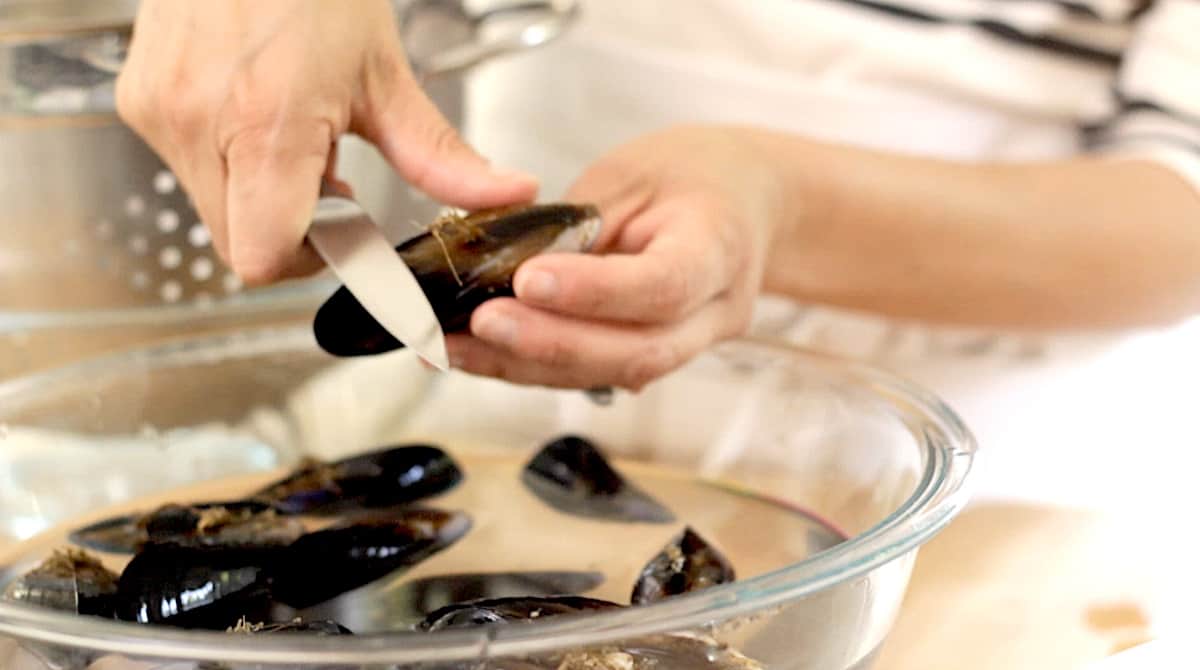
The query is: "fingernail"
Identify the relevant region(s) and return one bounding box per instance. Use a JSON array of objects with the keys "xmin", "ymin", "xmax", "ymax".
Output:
[
  {"xmin": 474, "ymin": 312, "xmax": 518, "ymax": 347},
  {"xmin": 517, "ymin": 269, "xmax": 558, "ymax": 302}
]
